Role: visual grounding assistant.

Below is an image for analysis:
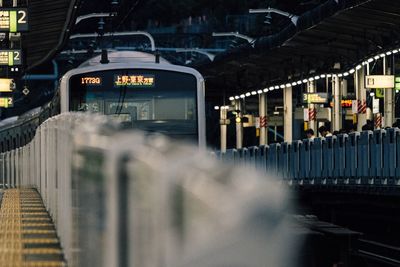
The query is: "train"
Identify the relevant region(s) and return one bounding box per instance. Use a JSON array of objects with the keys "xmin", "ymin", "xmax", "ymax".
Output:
[{"xmin": 0, "ymin": 51, "xmax": 206, "ymax": 152}]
